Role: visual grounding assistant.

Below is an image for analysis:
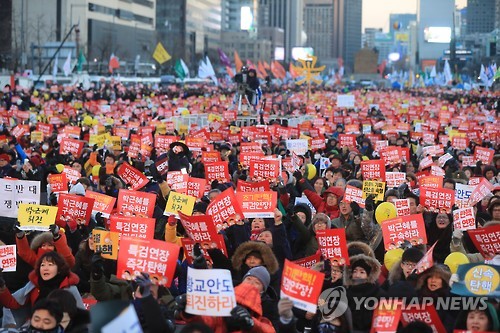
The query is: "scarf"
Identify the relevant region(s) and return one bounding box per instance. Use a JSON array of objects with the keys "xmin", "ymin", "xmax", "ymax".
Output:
[{"xmin": 37, "ymin": 274, "xmax": 66, "ymax": 302}]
